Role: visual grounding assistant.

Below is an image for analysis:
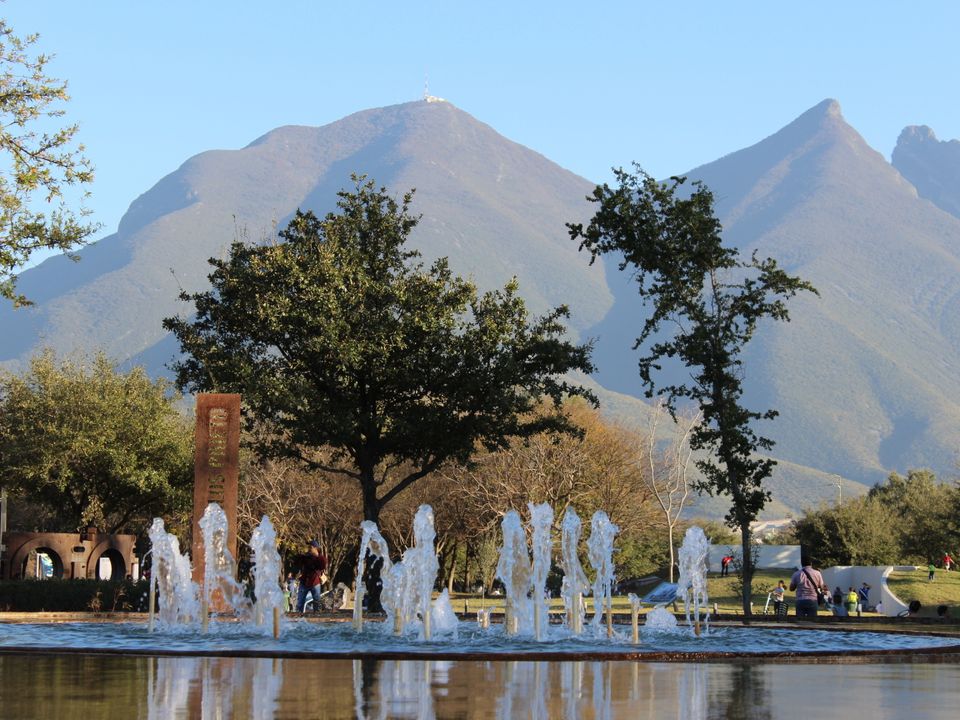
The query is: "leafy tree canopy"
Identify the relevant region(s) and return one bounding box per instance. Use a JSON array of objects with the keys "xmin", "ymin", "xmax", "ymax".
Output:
[
  {"xmin": 0, "ymin": 350, "xmax": 194, "ymax": 533},
  {"xmin": 794, "ymin": 469, "xmax": 960, "ymax": 567},
  {"xmin": 165, "ymin": 176, "xmax": 595, "ymax": 523},
  {"xmin": 0, "ymin": 20, "xmax": 97, "ymax": 306},
  {"xmin": 569, "ymin": 166, "xmax": 816, "ymax": 616}
]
